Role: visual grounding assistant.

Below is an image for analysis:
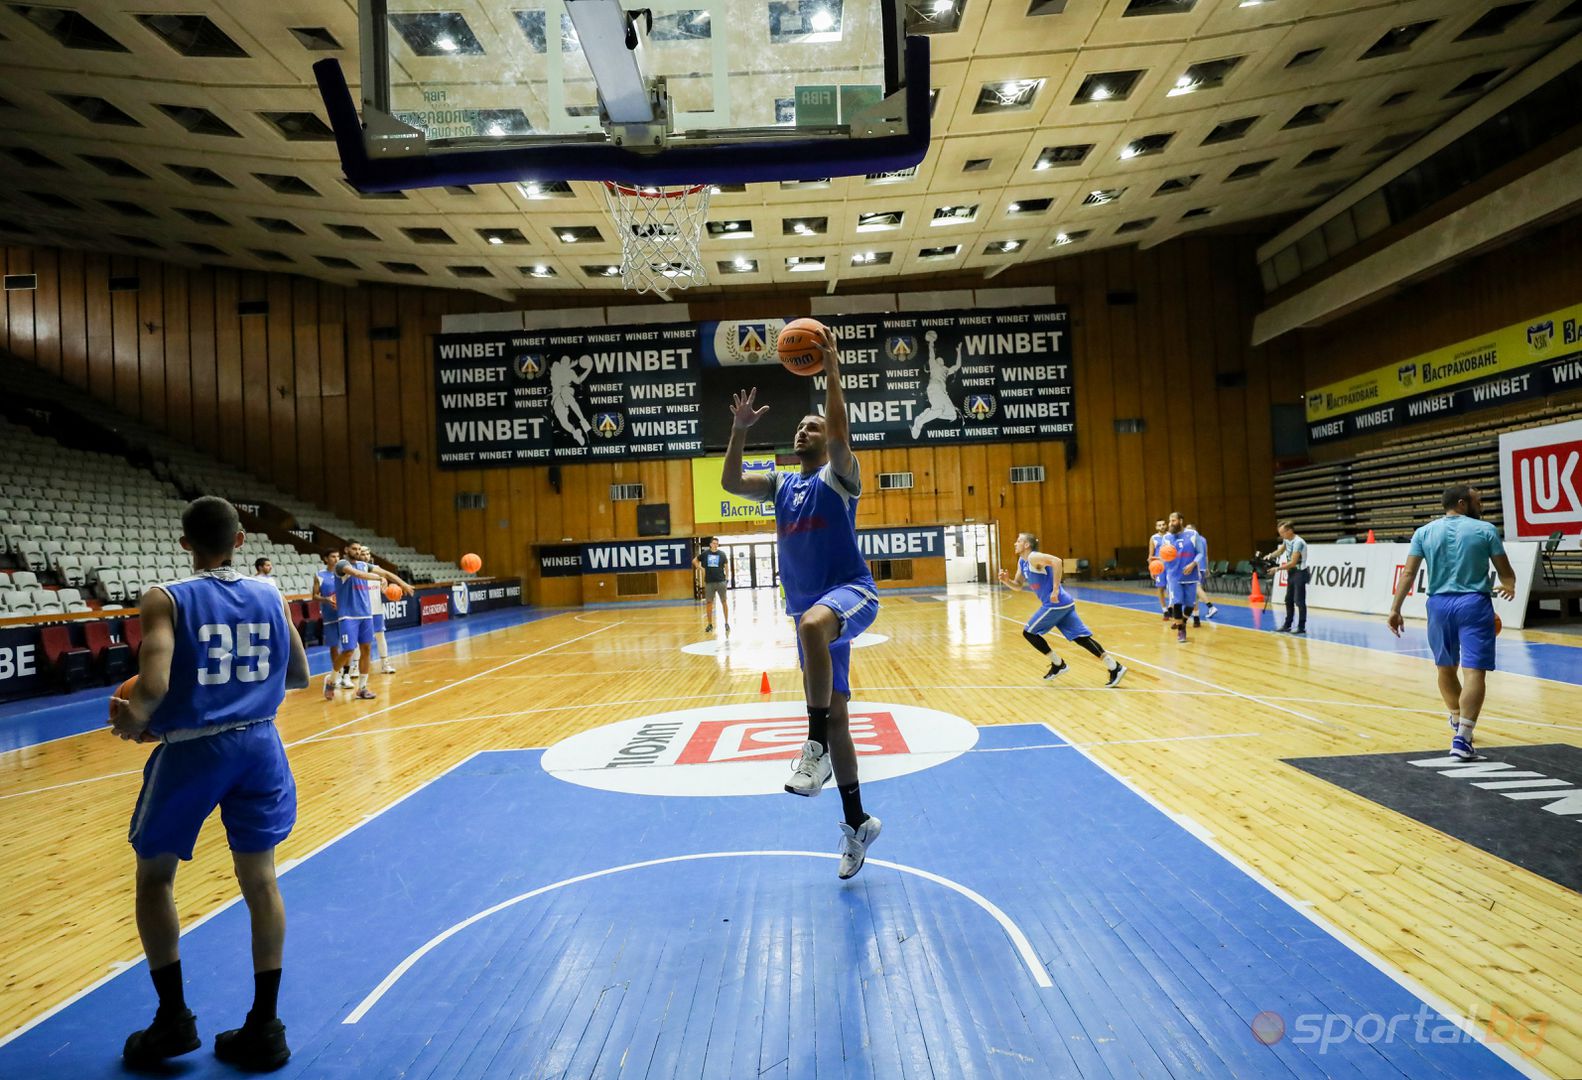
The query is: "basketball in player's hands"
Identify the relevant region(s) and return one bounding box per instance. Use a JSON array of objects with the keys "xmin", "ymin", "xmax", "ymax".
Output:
[
  {"xmin": 1494, "ymin": 614, "xmax": 1503, "ymax": 636},
  {"xmin": 461, "ymin": 553, "xmax": 483, "ymax": 573},
  {"xmin": 777, "ymin": 318, "xmax": 828, "ymax": 376},
  {"xmin": 1158, "ymin": 543, "xmax": 1177, "ymax": 562},
  {"xmin": 1149, "ymin": 558, "xmax": 1164, "ymax": 577},
  {"xmin": 384, "ymin": 583, "xmax": 403, "ymax": 602},
  {"xmin": 110, "ymin": 675, "xmax": 138, "ymax": 721}
]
